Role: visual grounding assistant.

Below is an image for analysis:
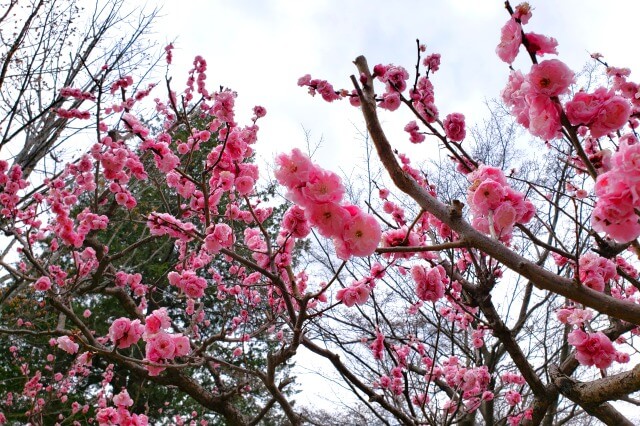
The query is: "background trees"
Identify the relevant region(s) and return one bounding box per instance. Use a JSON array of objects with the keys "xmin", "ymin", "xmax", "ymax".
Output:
[{"xmin": 1, "ymin": 1, "xmax": 640, "ymax": 426}]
